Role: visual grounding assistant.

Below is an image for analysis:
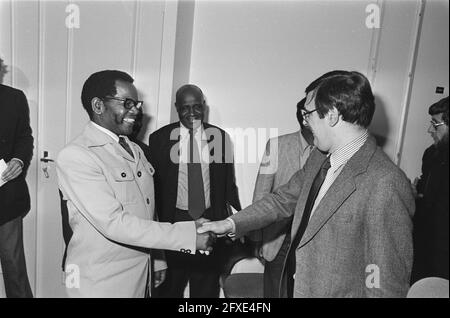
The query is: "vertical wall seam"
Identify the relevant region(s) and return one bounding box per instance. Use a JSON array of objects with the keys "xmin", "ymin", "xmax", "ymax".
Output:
[
  {"xmin": 35, "ymin": 0, "xmax": 44, "ymax": 297},
  {"xmin": 131, "ymin": 0, "xmax": 141, "ymax": 78},
  {"xmin": 395, "ymin": 0, "xmax": 425, "ymax": 165},
  {"xmin": 10, "ymin": 0, "xmax": 15, "ymax": 86},
  {"xmin": 65, "ymin": 1, "xmax": 74, "ymax": 145},
  {"xmin": 366, "ymin": 0, "xmax": 385, "ymax": 87},
  {"xmin": 155, "ymin": 3, "xmax": 167, "ymax": 130}
]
